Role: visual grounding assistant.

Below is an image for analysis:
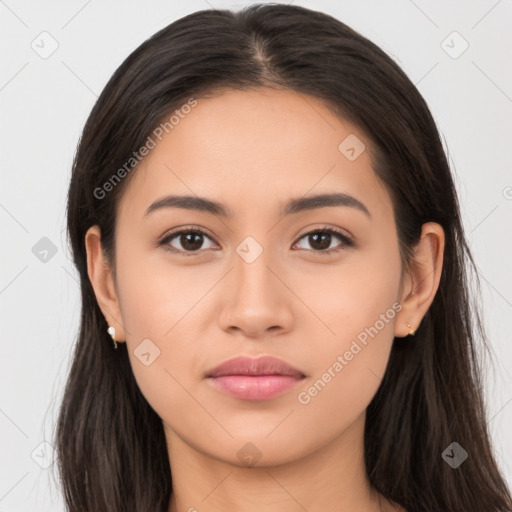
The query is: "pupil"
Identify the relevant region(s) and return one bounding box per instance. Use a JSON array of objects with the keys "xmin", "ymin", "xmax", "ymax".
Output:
[
  {"xmin": 181, "ymin": 233, "xmax": 203, "ymax": 250},
  {"xmin": 311, "ymin": 233, "xmax": 330, "ymax": 250}
]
